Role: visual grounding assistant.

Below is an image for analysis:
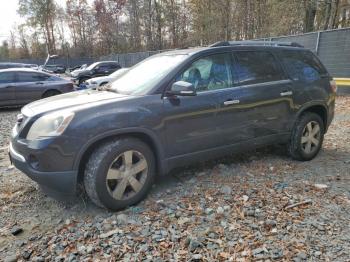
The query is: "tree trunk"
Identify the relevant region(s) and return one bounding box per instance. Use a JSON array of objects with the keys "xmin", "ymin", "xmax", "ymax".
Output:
[
  {"xmin": 330, "ymin": 0, "xmax": 340, "ymax": 28},
  {"xmin": 323, "ymin": 0, "xmax": 332, "ymax": 30},
  {"xmin": 304, "ymin": 0, "xmax": 317, "ymax": 32}
]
